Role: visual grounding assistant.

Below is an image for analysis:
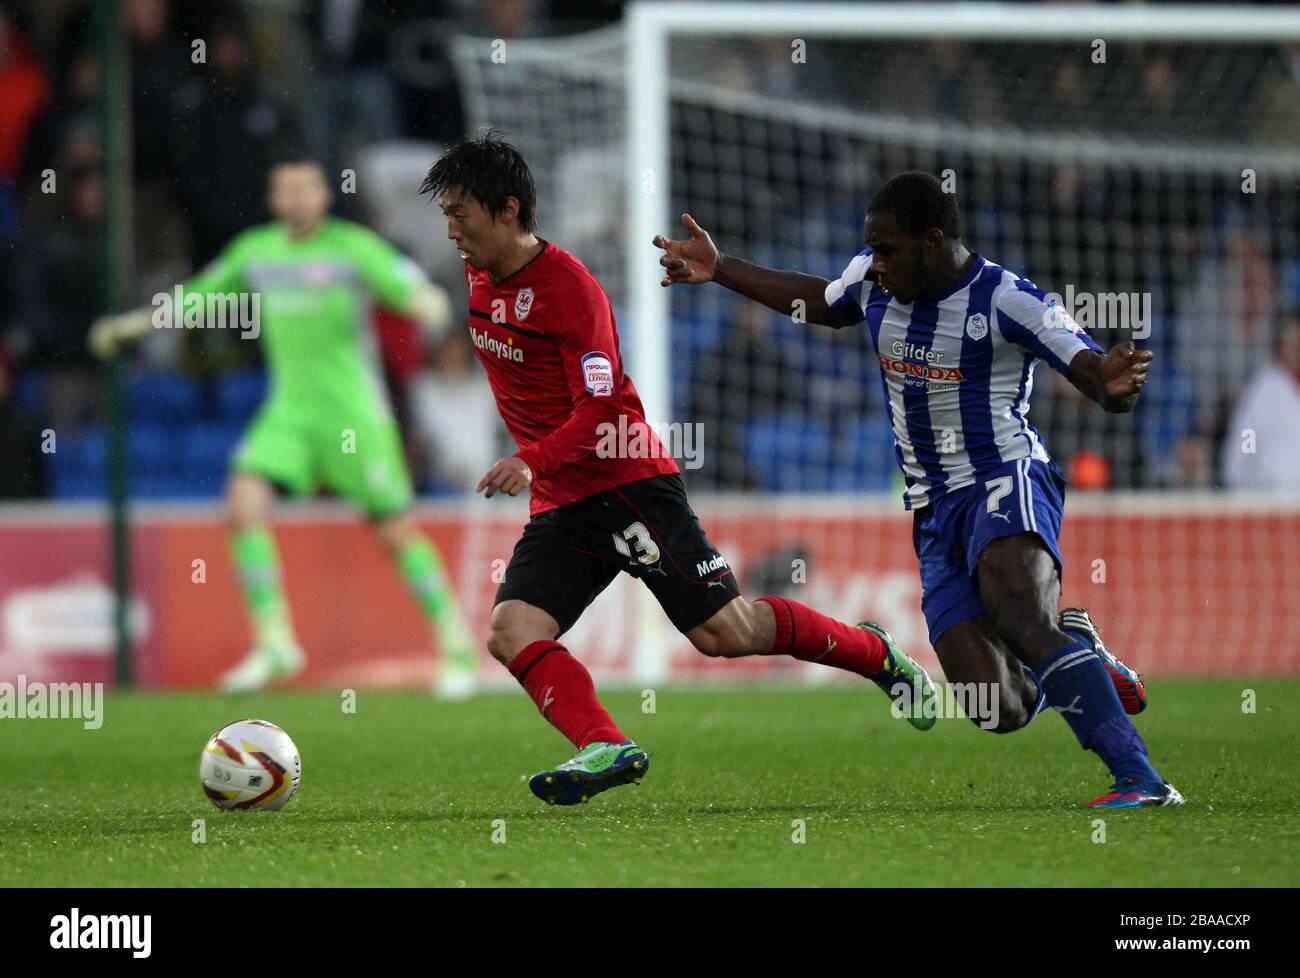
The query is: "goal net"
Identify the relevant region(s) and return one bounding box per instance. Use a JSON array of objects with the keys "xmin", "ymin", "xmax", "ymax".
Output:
[{"xmin": 448, "ymin": 5, "xmax": 1300, "ymax": 681}]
